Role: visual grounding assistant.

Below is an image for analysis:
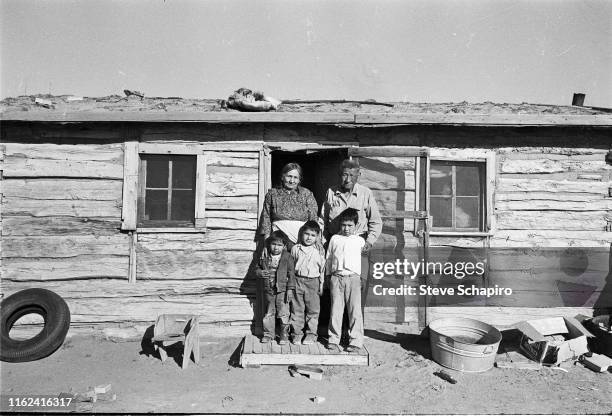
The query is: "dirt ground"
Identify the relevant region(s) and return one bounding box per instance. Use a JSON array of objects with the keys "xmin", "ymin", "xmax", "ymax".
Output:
[{"xmin": 1, "ymin": 330, "xmax": 611, "ymax": 414}]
